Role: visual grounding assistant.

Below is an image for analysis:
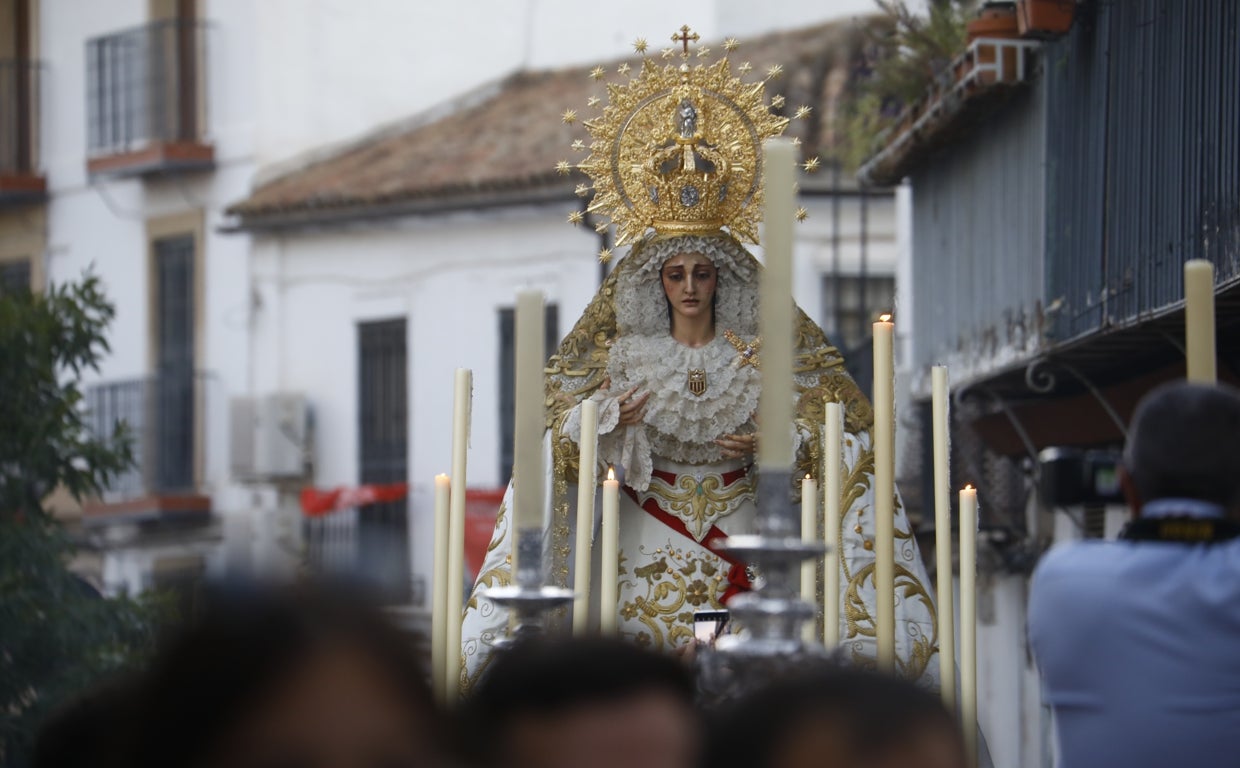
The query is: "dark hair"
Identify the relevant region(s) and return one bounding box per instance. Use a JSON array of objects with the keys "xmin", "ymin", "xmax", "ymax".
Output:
[
  {"xmin": 32, "ymin": 674, "xmax": 139, "ymax": 768},
  {"xmin": 122, "ymin": 582, "xmax": 441, "ymax": 768},
  {"xmin": 463, "ymin": 637, "xmax": 696, "ymax": 764},
  {"xmin": 705, "ymin": 666, "xmax": 960, "ymax": 768},
  {"xmin": 1123, "ymin": 381, "xmax": 1240, "ymax": 510}
]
